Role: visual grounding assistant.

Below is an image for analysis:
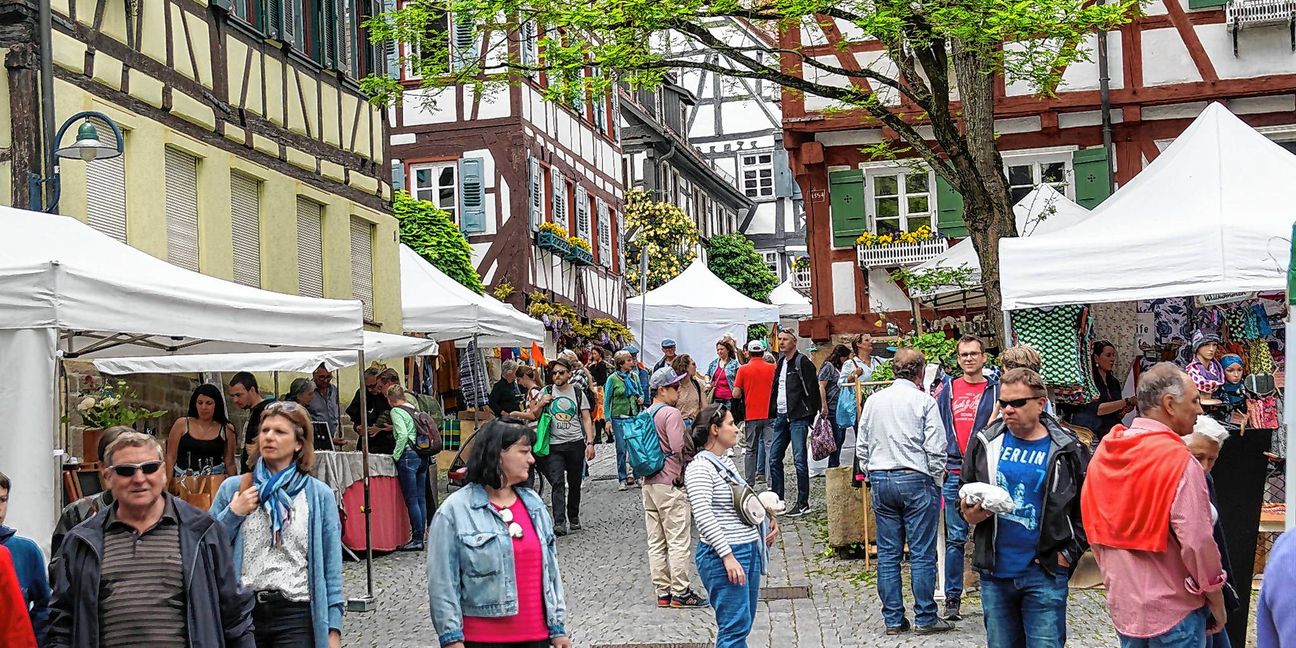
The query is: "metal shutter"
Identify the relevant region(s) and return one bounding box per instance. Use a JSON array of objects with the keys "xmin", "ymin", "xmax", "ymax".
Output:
[
  {"xmin": 85, "ymin": 153, "xmax": 127, "ymax": 244},
  {"xmin": 452, "ymin": 14, "xmax": 477, "ymax": 71},
  {"xmin": 527, "ymin": 156, "xmax": 542, "ymax": 232},
  {"xmin": 350, "ymin": 216, "xmax": 374, "ymax": 320},
  {"xmin": 458, "ymin": 157, "xmax": 486, "ymax": 233},
  {"xmin": 551, "ymin": 169, "xmax": 566, "ymax": 225},
  {"xmin": 297, "ymin": 198, "xmax": 325, "ymax": 298},
  {"xmin": 575, "ymin": 184, "xmax": 590, "ymax": 241},
  {"xmin": 230, "ymin": 172, "xmax": 261, "ymax": 287},
  {"xmin": 164, "ymin": 148, "xmax": 200, "ymax": 271},
  {"xmin": 597, "ymin": 199, "xmax": 611, "ymax": 266}
]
